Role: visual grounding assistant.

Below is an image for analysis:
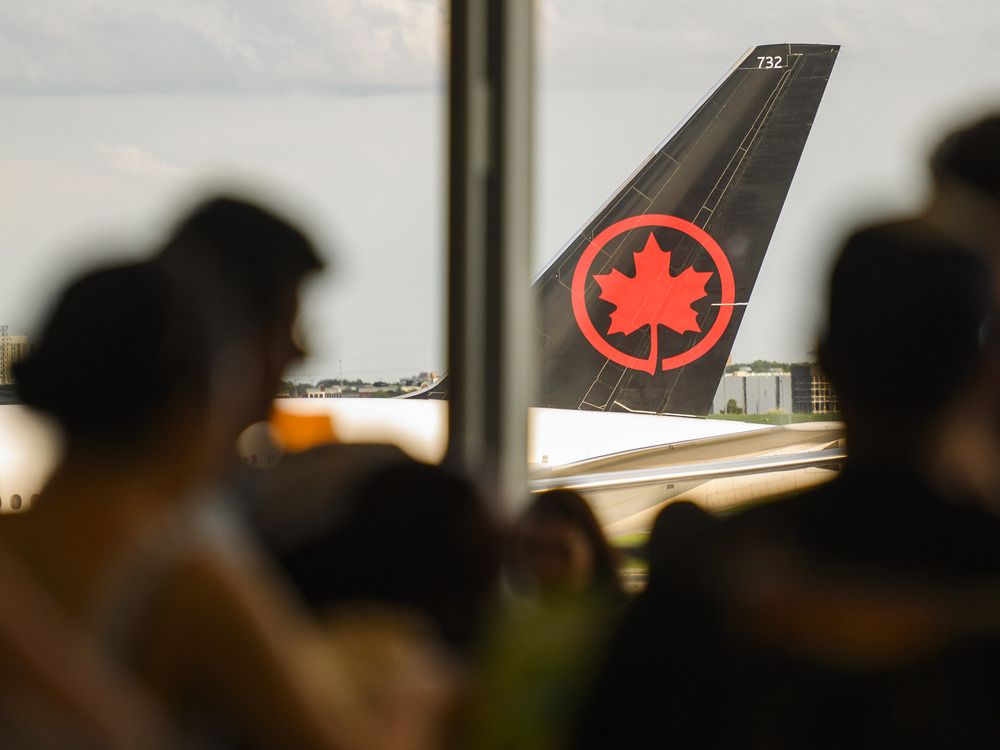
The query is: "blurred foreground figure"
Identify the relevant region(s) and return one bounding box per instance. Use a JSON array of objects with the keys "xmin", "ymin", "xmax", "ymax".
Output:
[
  {"xmin": 460, "ymin": 490, "xmax": 624, "ymax": 750},
  {"xmin": 920, "ymin": 116, "xmax": 1000, "ymax": 507},
  {"xmin": 713, "ymin": 221, "xmax": 1000, "ymax": 748},
  {"xmin": 511, "ymin": 489, "xmax": 625, "ymax": 601},
  {"xmin": 926, "ymin": 113, "xmax": 1000, "ymax": 256},
  {"xmin": 571, "ymin": 501, "xmax": 724, "ymax": 749},
  {"xmin": 158, "ymin": 195, "xmax": 324, "ymax": 438},
  {"xmin": 645, "ymin": 500, "xmax": 717, "ymax": 590},
  {"xmin": 3, "ymin": 251, "xmax": 447, "ymax": 747},
  {"xmin": 0, "ymin": 536, "xmax": 172, "ymax": 750},
  {"xmin": 276, "ymin": 459, "xmax": 501, "ymax": 657},
  {"xmin": 575, "ymin": 221, "xmax": 1000, "ymax": 749},
  {"xmin": 156, "ymin": 196, "xmax": 458, "ymax": 749},
  {"xmin": 1, "ymin": 262, "xmax": 232, "ymax": 747}
]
